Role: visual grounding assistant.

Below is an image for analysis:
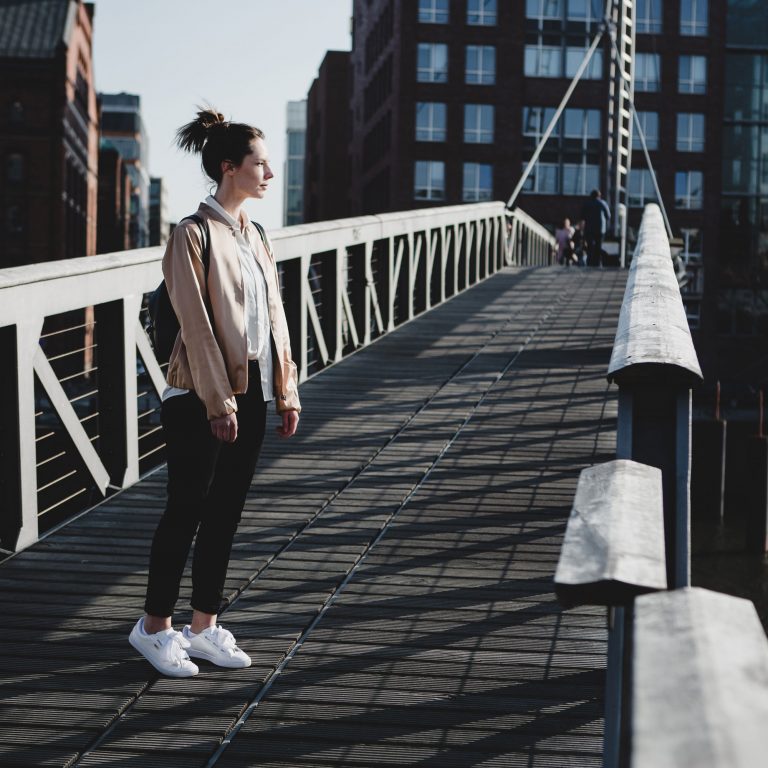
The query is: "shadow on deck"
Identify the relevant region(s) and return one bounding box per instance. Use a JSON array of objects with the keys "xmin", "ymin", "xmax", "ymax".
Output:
[{"xmin": 0, "ymin": 266, "xmax": 626, "ymax": 768}]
